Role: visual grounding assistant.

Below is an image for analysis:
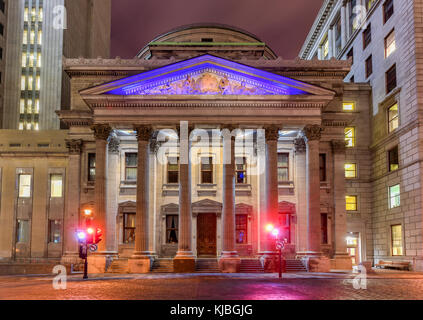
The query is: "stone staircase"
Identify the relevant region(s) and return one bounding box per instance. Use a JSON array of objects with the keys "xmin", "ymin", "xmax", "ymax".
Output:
[
  {"xmin": 107, "ymin": 258, "xmax": 129, "ymax": 273},
  {"xmin": 239, "ymin": 259, "xmax": 264, "ymax": 273},
  {"xmin": 286, "ymin": 259, "xmax": 307, "ymax": 272},
  {"xmin": 196, "ymin": 259, "xmax": 220, "ymax": 273},
  {"xmin": 151, "ymin": 259, "xmax": 174, "ymax": 273}
]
